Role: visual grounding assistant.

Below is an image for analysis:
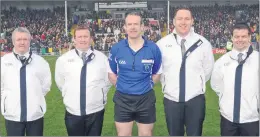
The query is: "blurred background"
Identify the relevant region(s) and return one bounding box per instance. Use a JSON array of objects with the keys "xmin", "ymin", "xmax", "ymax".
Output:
[{"xmin": 0, "ymin": 0, "xmax": 259, "ymax": 56}]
